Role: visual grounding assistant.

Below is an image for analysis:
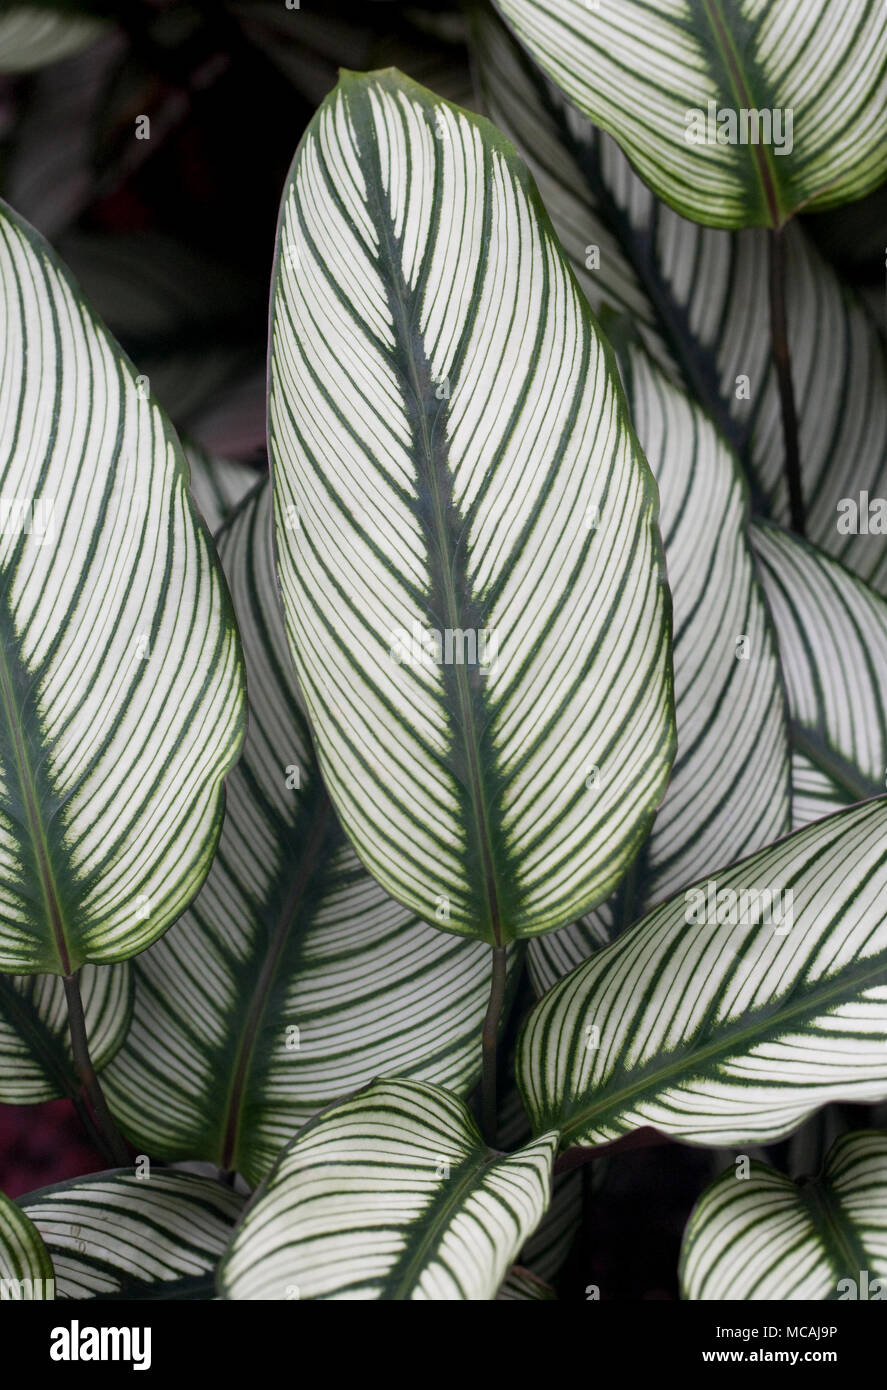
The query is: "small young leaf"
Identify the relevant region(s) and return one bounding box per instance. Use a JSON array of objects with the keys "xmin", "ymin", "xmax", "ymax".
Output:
[{"xmin": 681, "ymin": 1131, "xmax": 887, "ymax": 1300}]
